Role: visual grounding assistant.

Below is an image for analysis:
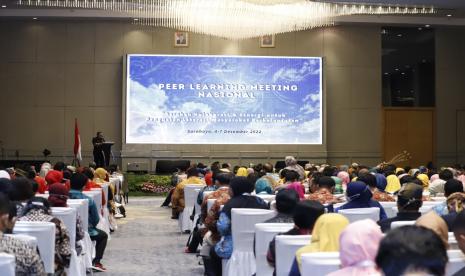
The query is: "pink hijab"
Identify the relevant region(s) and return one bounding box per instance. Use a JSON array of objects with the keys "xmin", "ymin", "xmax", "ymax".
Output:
[
  {"xmin": 327, "ymin": 219, "xmax": 383, "ymax": 276},
  {"xmin": 430, "ymin": 174, "xmax": 439, "ymax": 183},
  {"xmin": 337, "ymin": 171, "xmax": 350, "ymax": 188}
]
